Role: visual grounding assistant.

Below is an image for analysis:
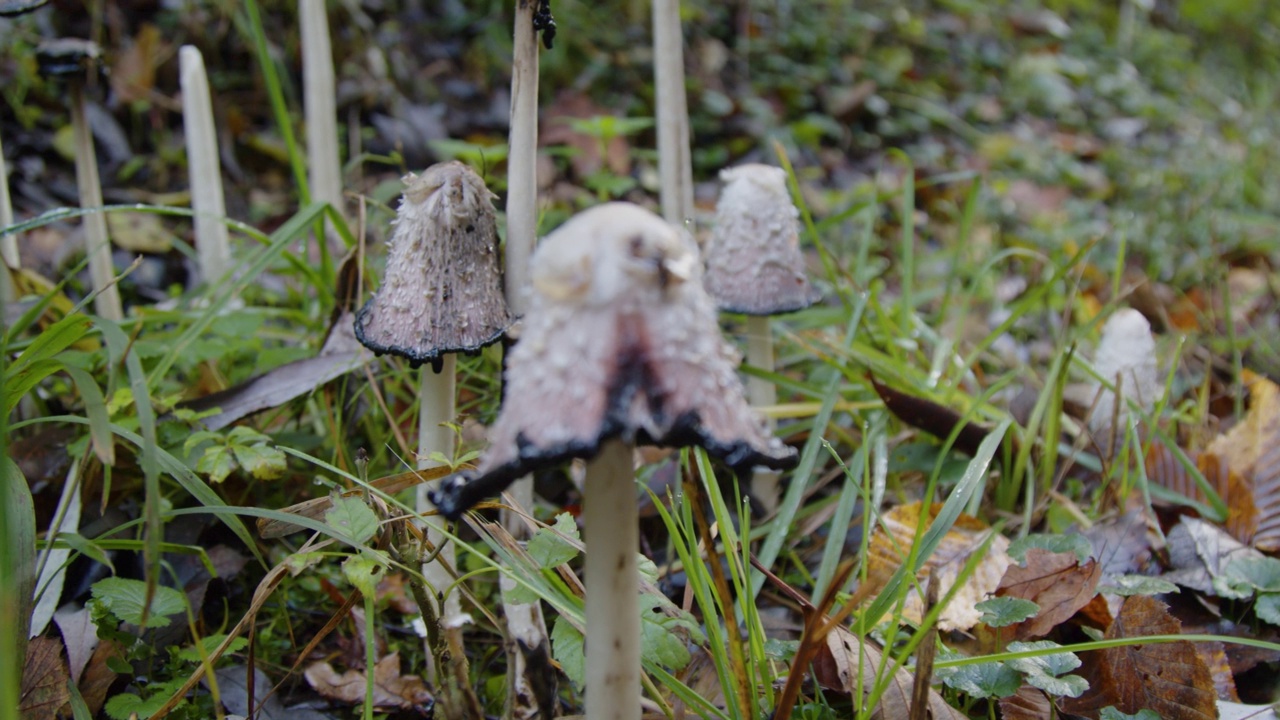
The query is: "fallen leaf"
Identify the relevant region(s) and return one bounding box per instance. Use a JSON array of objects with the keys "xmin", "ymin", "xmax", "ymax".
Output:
[
  {"xmin": 1201, "ymin": 373, "xmax": 1280, "ymax": 551},
  {"xmin": 303, "ymin": 652, "xmax": 432, "ymax": 711},
  {"xmin": 212, "ymin": 665, "xmax": 335, "ymax": 720},
  {"xmin": 998, "ymin": 684, "xmax": 1055, "ymax": 720},
  {"xmin": 1059, "ymin": 595, "xmax": 1216, "ymax": 720},
  {"xmin": 996, "ymin": 548, "xmax": 1101, "ymax": 639},
  {"xmin": 76, "ymin": 639, "xmax": 124, "ymax": 715},
  {"xmin": 1197, "ymin": 640, "xmax": 1240, "ymax": 702},
  {"xmin": 19, "ymin": 636, "xmax": 70, "ymax": 720},
  {"xmin": 811, "ymin": 626, "xmax": 967, "ymax": 720},
  {"xmin": 869, "ymin": 375, "xmax": 995, "ymax": 457},
  {"xmin": 1161, "ymin": 516, "xmax": 1266, "ymax": 595},
  {"xmin": 53, "ymin": 605, "xmax": 99, "ymax": 684},
  {"xmin": 866, "ymin": 502, "xmax": 1012, "ymax": 631}
]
